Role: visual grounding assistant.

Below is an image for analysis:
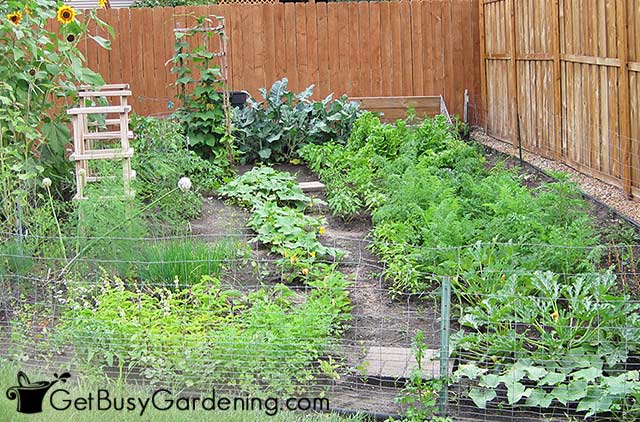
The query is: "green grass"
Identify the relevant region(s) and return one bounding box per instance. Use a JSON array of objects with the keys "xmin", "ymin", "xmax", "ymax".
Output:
[{"xmin": 0, "ymin": 365, "xmax": 364, "ymax": 422}]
